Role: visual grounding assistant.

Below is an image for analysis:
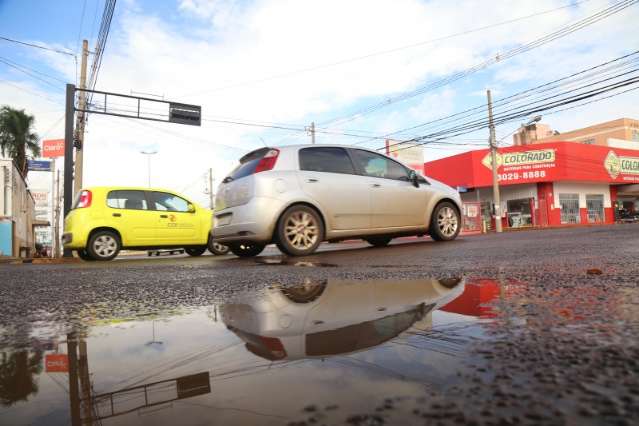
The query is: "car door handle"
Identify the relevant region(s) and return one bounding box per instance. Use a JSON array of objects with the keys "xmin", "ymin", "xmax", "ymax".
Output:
[
  {"xmin": 371, "ymin": 183, "xmax": 381, "ymax": 188},
  {"xmin": 160, "ymin": 214, "xmax": 168, "ymax": 218},
  {"xmin": 306, "ymin": 178, "xmax": 319, "ymax": 183},
  {"xmin": 112, "ymin": 213, "xmax": 121, "ymax": 217}
]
